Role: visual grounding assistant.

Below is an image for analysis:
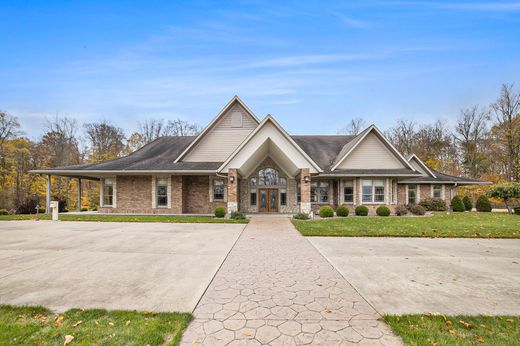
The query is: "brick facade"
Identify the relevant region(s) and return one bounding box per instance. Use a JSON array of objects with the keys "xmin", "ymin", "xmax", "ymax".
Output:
[{"xmin": 97, "ymin": 174, "xmax": 461, "ymax": 215}]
